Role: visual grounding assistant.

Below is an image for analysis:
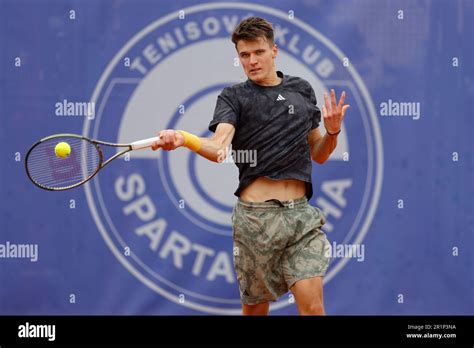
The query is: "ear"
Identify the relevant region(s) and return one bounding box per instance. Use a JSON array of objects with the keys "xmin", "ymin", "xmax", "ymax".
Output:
[{"xmin": 272, "ymin": 44, "xmax": 278, "ymax": 59}]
